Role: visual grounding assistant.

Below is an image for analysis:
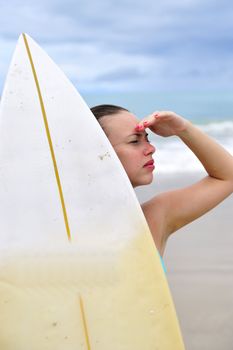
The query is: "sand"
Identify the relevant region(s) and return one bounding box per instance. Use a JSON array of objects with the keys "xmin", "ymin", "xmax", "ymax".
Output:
[{"xmin": 136, "ymin": 172, "xmax": 233, "ymax": 350}]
